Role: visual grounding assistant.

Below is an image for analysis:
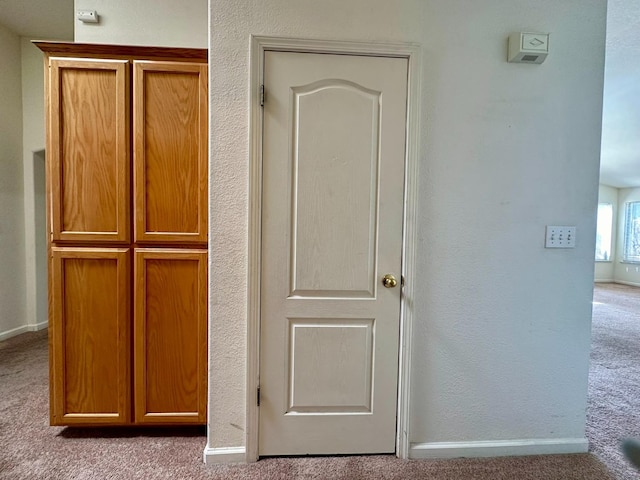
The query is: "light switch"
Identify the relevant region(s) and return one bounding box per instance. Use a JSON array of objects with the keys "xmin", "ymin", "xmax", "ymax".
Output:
[{"xmin": 545, "ymin": 226, "xmax": 576, "ymax": 248}]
